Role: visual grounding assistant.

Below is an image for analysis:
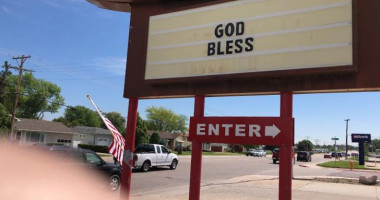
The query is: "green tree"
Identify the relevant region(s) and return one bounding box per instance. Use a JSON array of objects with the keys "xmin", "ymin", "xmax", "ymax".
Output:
[
  {"xmin": 149, "ymin": 132, "xmax": 161, "ymax": 144},
  {"xmin": 0, "ymin": 103, "xmax": 10, "ymax": 130},
  {"xmin": 243, "ymin": 144, "xmax": 260, "ymax": 150},
  {"xmin": 5, "ymin": 73, "xmax": 64, "ymax": 119},
  {"xmin": 297, "ymin": 140, "xmax": 314, "ymax": 151},
  {"xmin": 145, "ymin": 106, "xmax": 188, "ymax": 132},
  {"xmin": 53, "ymin": 105, "xmax": 101, "ymax": 127},
  {"xmin": 135, "ymin": 113, "xmax": 149, "ymax": 146},
  {"xmin": 0, "ymin": 61, "xmax": 11, "ymax": 105},
  {"xmin": 372, "ymin": 139, "xmax": 380, "ymax": 150},
  {"xmin": 101, "ymin": 112, "xmax": 126, "ymax": 136}
]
